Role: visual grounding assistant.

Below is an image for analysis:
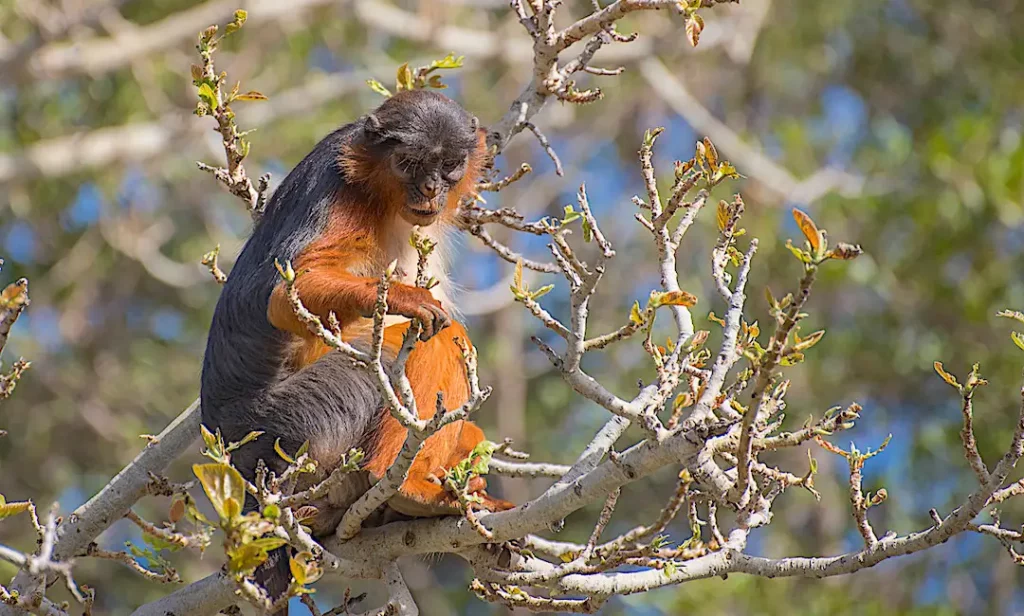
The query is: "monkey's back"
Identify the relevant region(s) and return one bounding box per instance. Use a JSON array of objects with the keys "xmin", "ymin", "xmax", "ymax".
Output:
[{"xmin": 199, "ymin": 120, "xmax": 382, "ymax": 477}]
